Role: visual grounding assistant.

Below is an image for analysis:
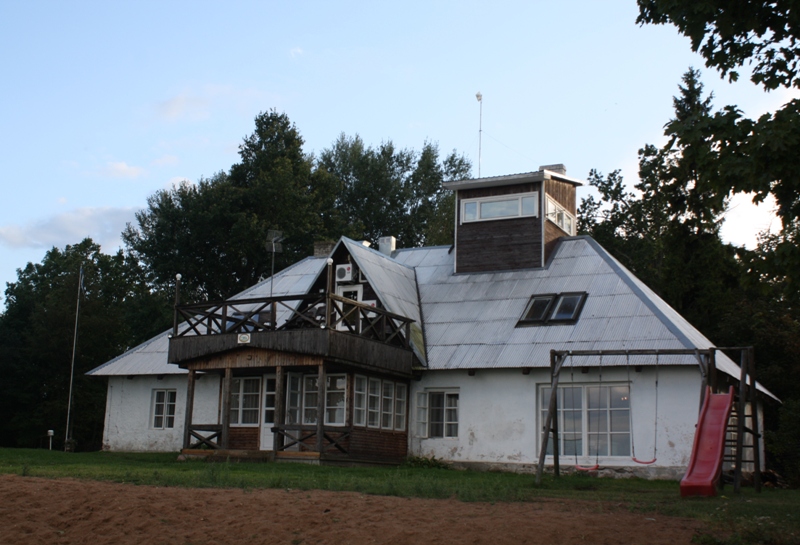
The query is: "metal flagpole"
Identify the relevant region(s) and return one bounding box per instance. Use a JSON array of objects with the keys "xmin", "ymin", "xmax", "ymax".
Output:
[{"xmin": 64, "ymin": 265, "xmax": 83, "ymax": 451}]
